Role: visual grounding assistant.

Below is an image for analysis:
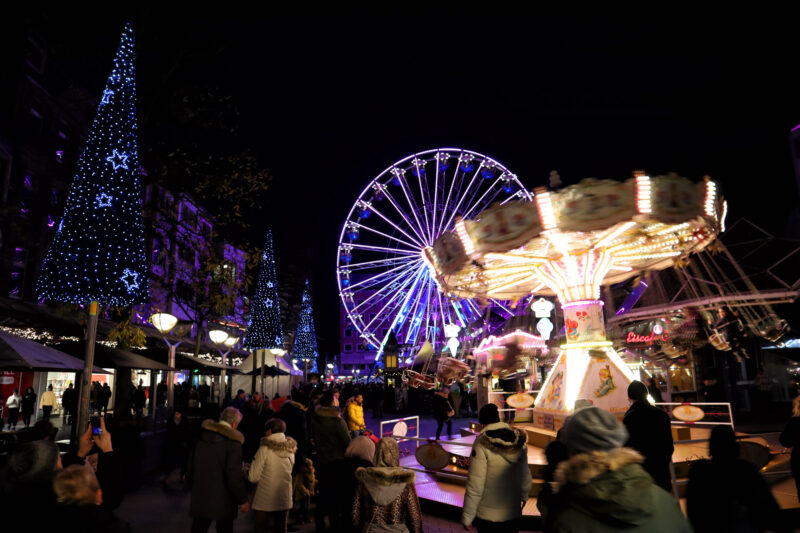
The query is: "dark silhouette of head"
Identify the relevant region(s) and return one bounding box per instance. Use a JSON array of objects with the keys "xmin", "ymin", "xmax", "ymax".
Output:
[
  {"xmin": 320, "ymin": 391, "xmax": 334, "ymax": 407},
  {"xmin": 709, "ymin": 425, "xmax": 739, "ymax": 461},
  {"xmin": 478, "ymin": 403, "xmax": 500, "ymax": 426},
  {"xmin": 627, "ymin": 380, "xmax": 648, "ymax": 401}
]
